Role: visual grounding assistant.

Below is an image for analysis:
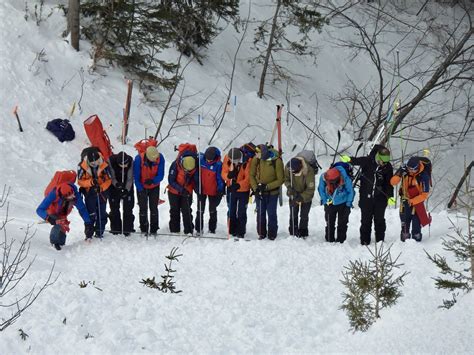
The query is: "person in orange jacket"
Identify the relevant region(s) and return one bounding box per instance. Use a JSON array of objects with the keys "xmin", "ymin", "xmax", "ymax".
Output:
[
  {"xmin": 390, "ymin": 156, "xmax": 431, "ymax": 242},
  {"xmin": 78, "ymin": 148, "xmax": 112, "ymax": 239},
  {"xmin": 221, "ymin": 143, "xmax": 256, "ymax": 239}
]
